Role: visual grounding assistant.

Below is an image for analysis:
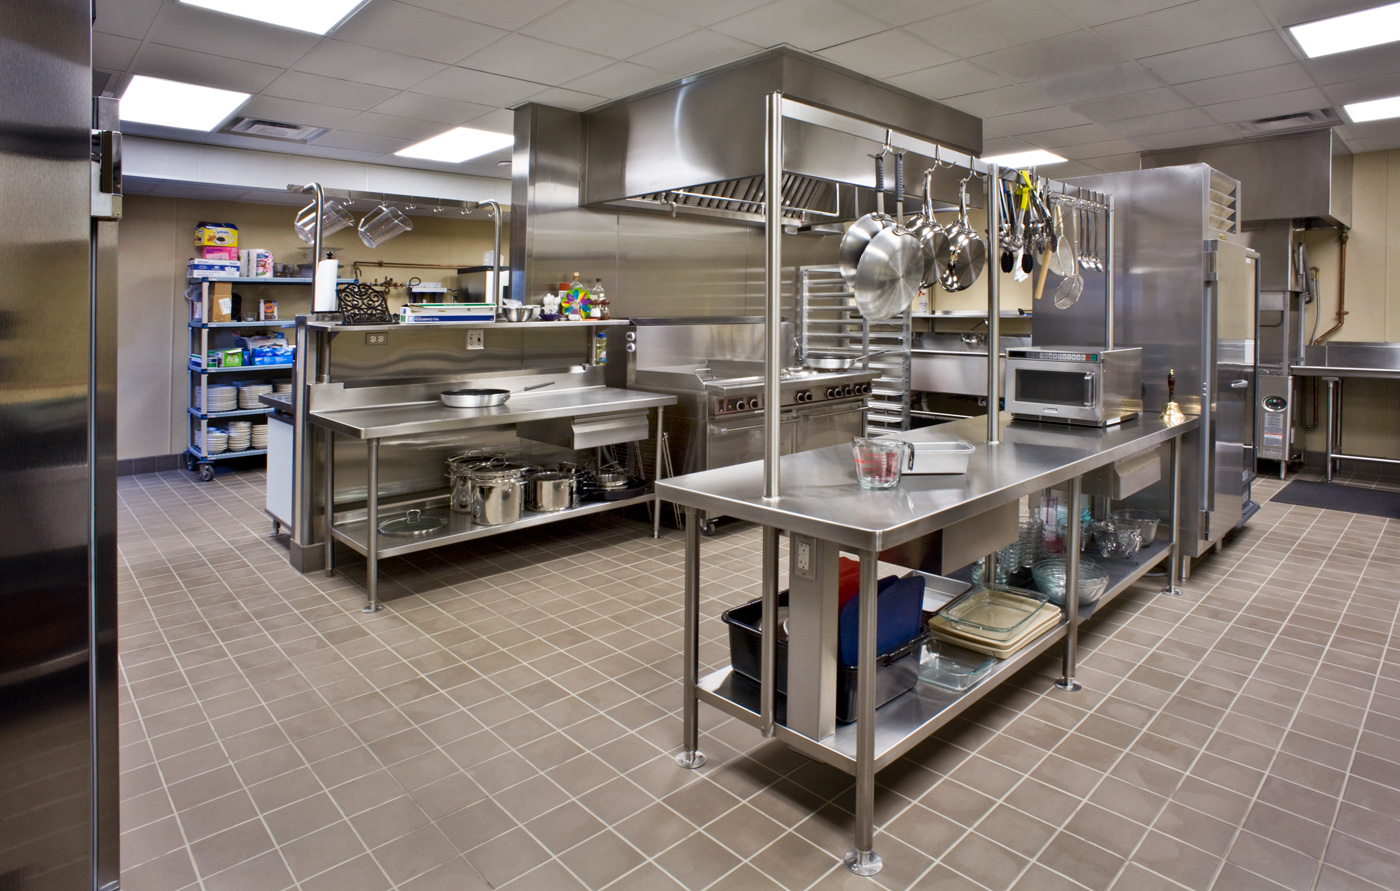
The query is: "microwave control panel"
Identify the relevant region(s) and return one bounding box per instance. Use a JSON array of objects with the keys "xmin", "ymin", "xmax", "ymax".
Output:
[{"xmin": 1007, "ymin": 349, "xmax": 1100, "ymax": 362}]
